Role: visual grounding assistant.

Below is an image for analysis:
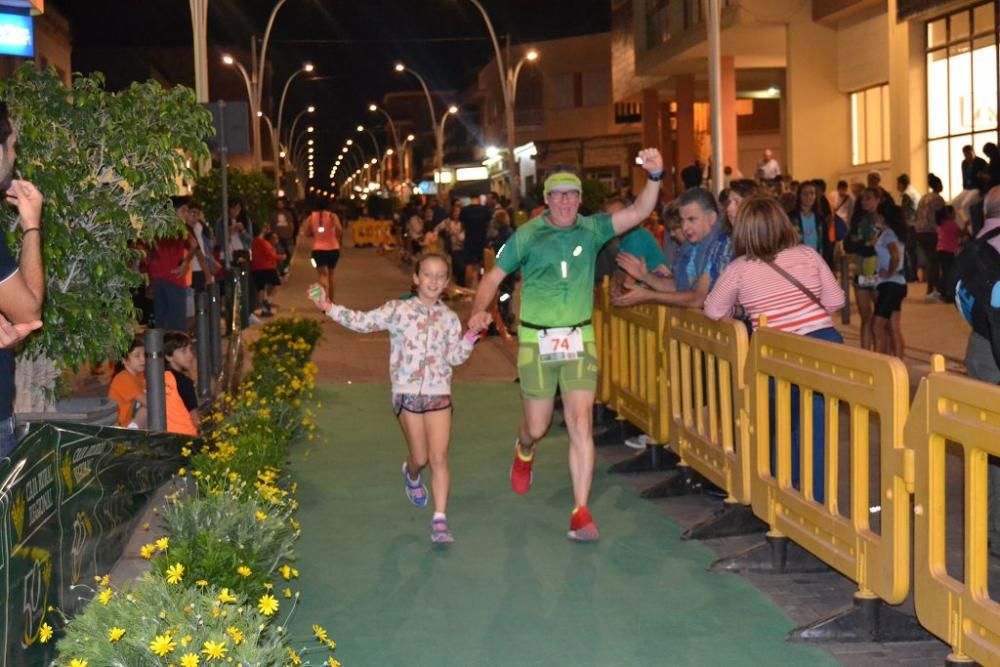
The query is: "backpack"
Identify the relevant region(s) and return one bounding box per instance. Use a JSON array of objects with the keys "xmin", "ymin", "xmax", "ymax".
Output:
[{"xmin": 946, "ymin": 226, "xmax": 1000, "ymax": 368}]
